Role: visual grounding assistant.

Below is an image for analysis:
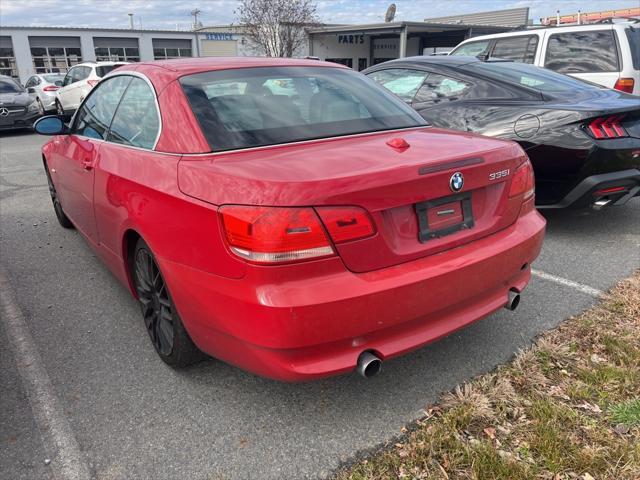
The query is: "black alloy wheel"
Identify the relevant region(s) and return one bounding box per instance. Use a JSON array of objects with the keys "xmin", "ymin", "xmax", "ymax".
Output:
[
  {"xmin": 55, "ymin": 100, "xmax": 64, "ymax": 116},
  {"xmin": 132, "ymin": 239, "xmax": 202, "ymax": 367},
  {"xmin": 44, "ymin": 165, "xmax": 74, "ymax": 228}
]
